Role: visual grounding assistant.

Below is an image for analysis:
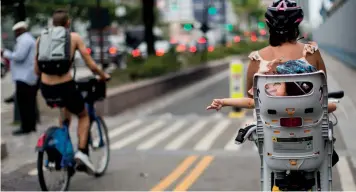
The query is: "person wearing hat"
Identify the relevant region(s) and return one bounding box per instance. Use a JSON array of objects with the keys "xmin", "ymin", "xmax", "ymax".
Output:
[{"xmin": 2, "ymin": 21, "xmax": 38, "ymax": 135}]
